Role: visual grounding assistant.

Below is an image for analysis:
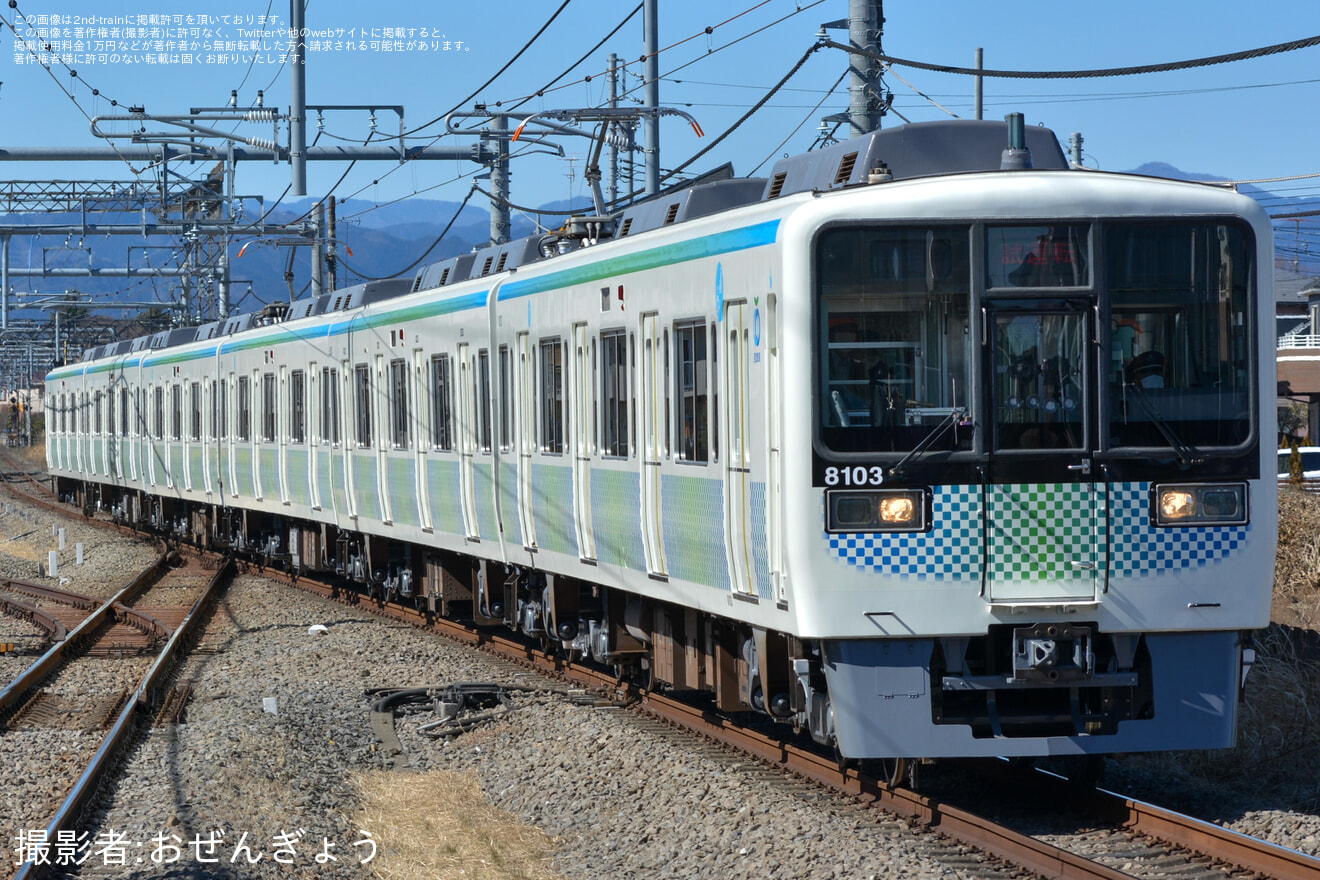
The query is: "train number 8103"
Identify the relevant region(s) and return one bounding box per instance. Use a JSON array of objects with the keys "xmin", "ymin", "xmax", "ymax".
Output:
[{"xmin": 823, "ymin": 466, "xmax": 884, "ymax": 487}]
